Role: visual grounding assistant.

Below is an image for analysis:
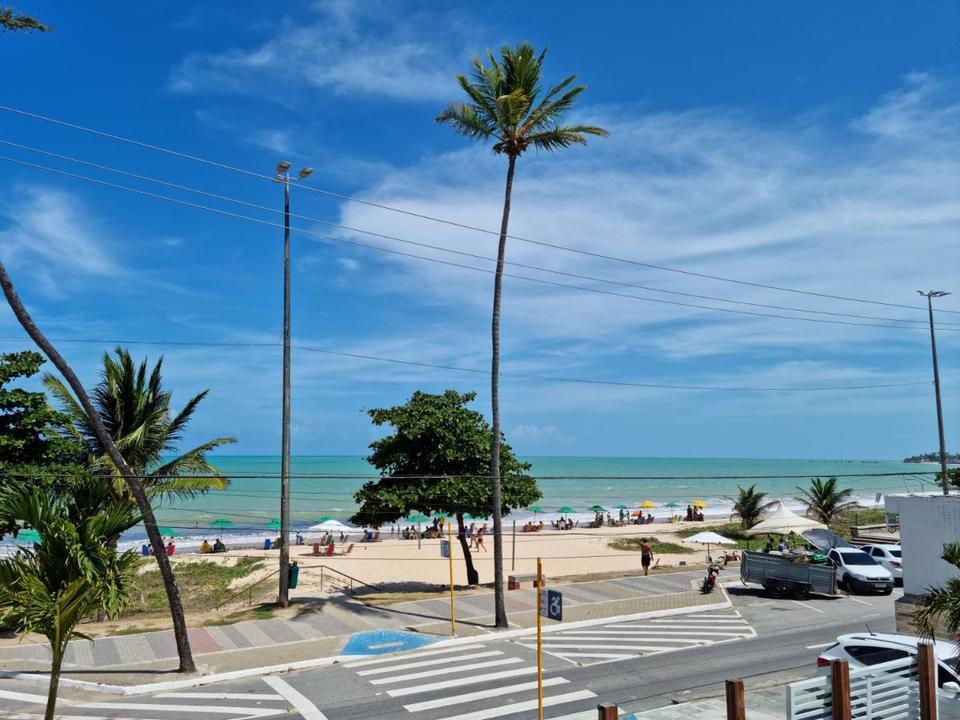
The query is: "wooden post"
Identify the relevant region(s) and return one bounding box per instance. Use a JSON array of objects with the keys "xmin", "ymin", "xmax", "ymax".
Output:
[
  {"xmin": 919, "ymin": 642, "xmax": 938, "ymax": 720},
  {"xmin": 537, "ymin": 557, "xmax": 543, "ymax": 720},
  {"xmin": 831, "ymin": 659, "xmax": 851, "ymax": 720},
  {"xmin": 512, "ymin": 520, "xmax": 516, "ymax": 571},
  {"xmin": 725, "ymin": 679, "xmax": 745, "ymax": 720},
  {"xmin": 597, "ymin": 703, "xmax": 618, "ymax": 720}
]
